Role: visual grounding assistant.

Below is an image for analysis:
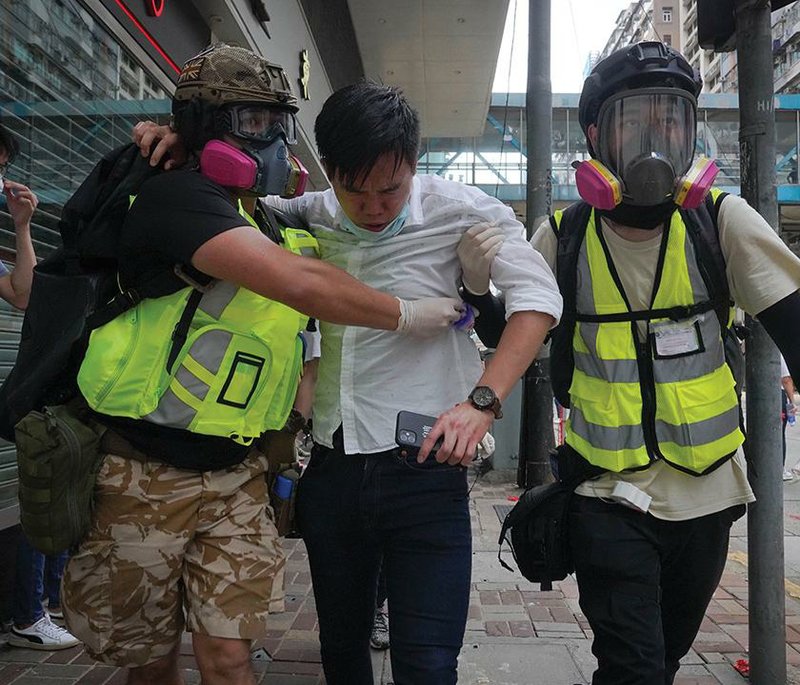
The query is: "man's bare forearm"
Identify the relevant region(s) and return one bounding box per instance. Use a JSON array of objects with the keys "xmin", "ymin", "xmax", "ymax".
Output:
[{"xmin": 476, "ymin": 310, "xmax": 554, "ymax": 398}]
